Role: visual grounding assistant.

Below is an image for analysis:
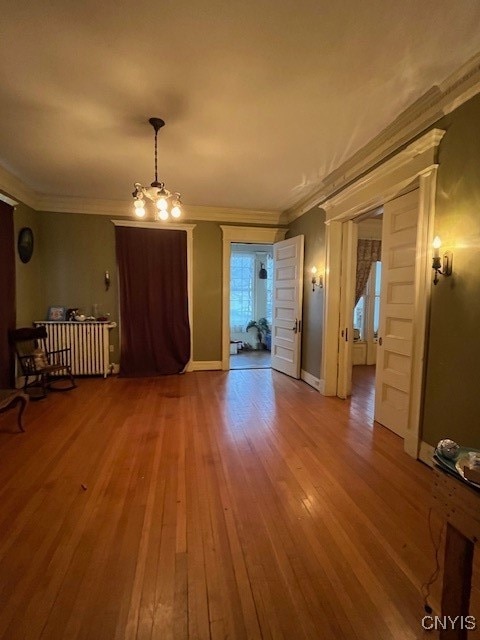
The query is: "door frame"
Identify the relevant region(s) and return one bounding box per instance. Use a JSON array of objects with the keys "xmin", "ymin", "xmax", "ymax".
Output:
[
  {"xmin": 320, "ymin": 128, "xmax": 445, "ymax": 458},
  {"xmin": 220, "ymin": 225, "xmax": 287, "ymax": 371}
]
